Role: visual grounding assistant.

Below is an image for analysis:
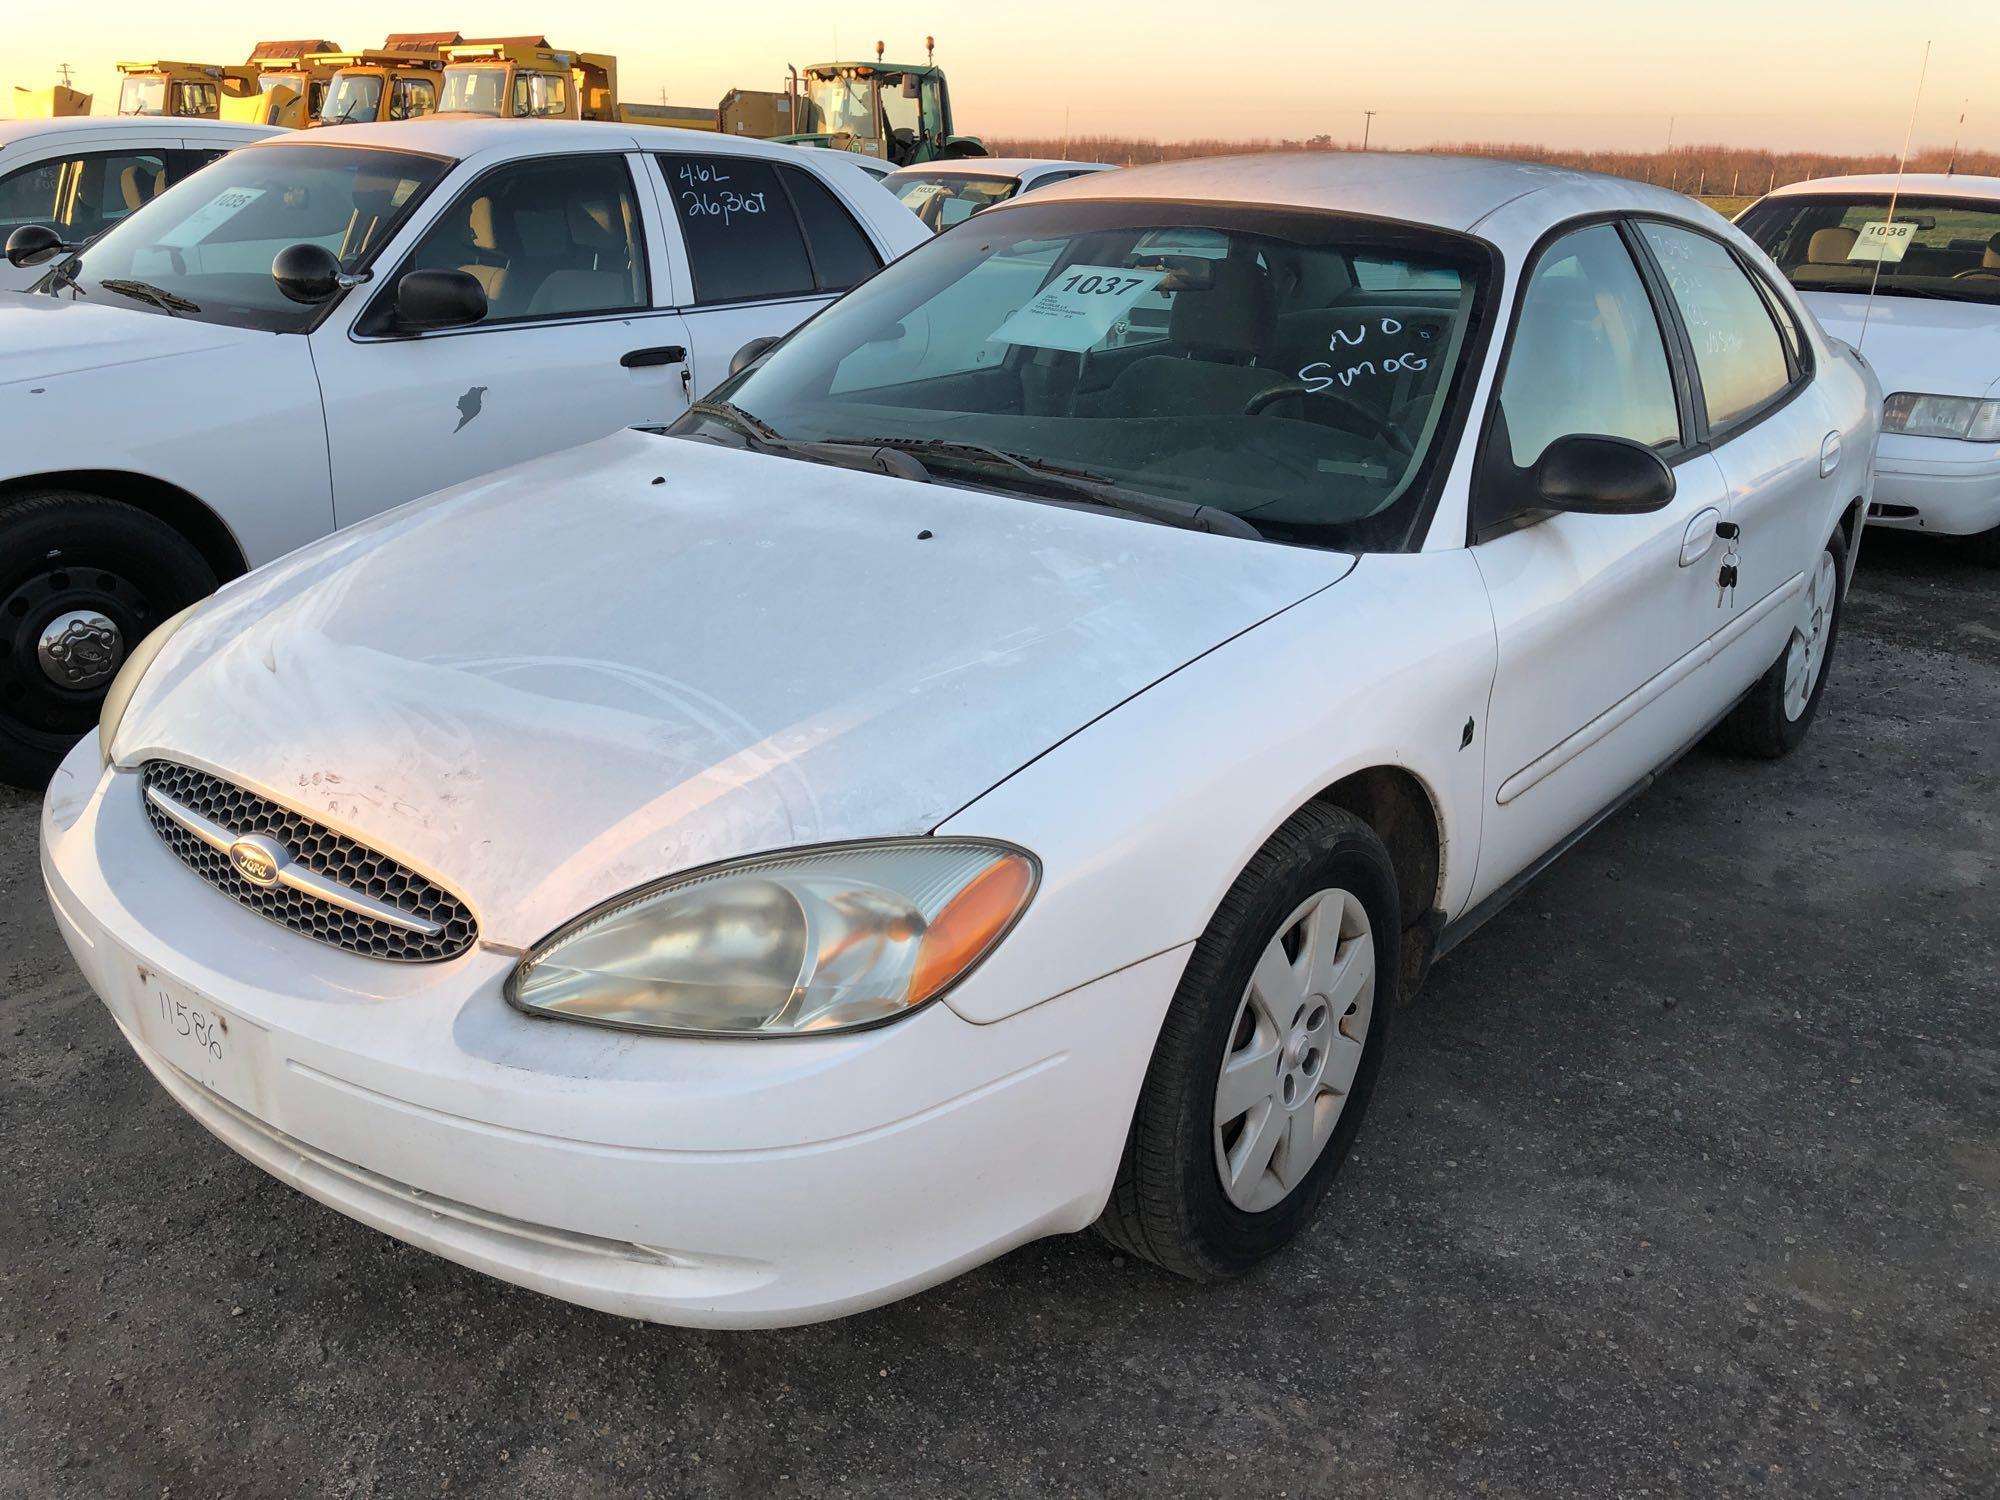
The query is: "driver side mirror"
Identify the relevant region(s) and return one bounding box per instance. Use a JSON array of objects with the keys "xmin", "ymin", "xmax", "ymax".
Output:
[
  {"xmin": 6, "ymin": 223, "xmax": 75, "ymax": 268},
  {"xmin": 1532, "ymin": 434, "xmax": 1676, "ymax": 515},
  {"xmin": 729, "ymin": 335, "xmax": 782, "ymax": 377},
  {"xmin": 394, "ymin": 268, "xmax": 487, "ymax": 331}
]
